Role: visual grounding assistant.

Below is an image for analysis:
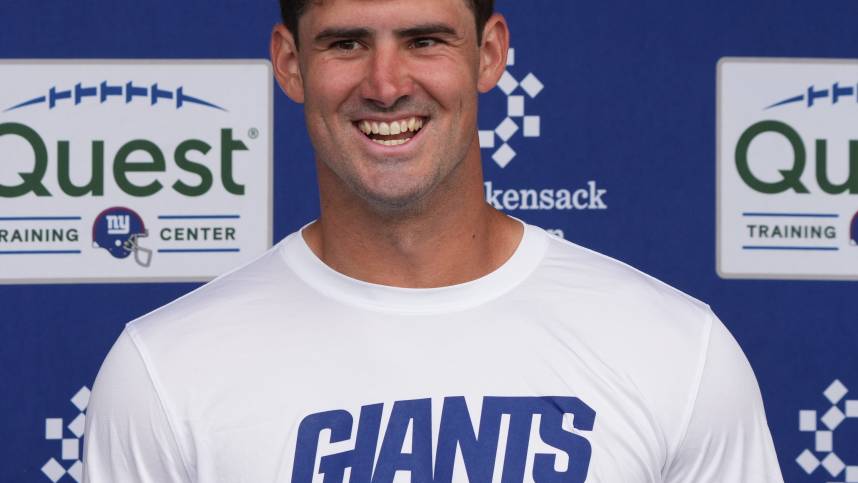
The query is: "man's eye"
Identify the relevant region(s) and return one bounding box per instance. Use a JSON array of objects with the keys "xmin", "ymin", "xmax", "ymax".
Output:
[
  {"xmin": 411, "ymin": 38, "xmax": 440, "ymax": 49},
  {"xmin": 332, "ymin": 40, "xmax": 361, "ymax": 51}
]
